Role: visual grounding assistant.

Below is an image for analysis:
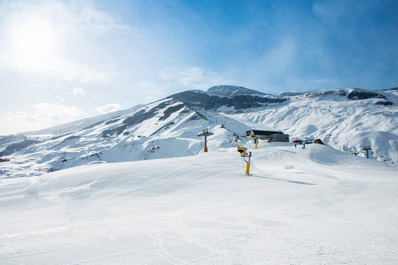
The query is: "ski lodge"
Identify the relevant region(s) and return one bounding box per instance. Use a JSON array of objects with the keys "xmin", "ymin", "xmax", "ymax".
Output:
[{"xmin": 244, "ymin": 129, "xmax": 289, "ymax": 142}]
